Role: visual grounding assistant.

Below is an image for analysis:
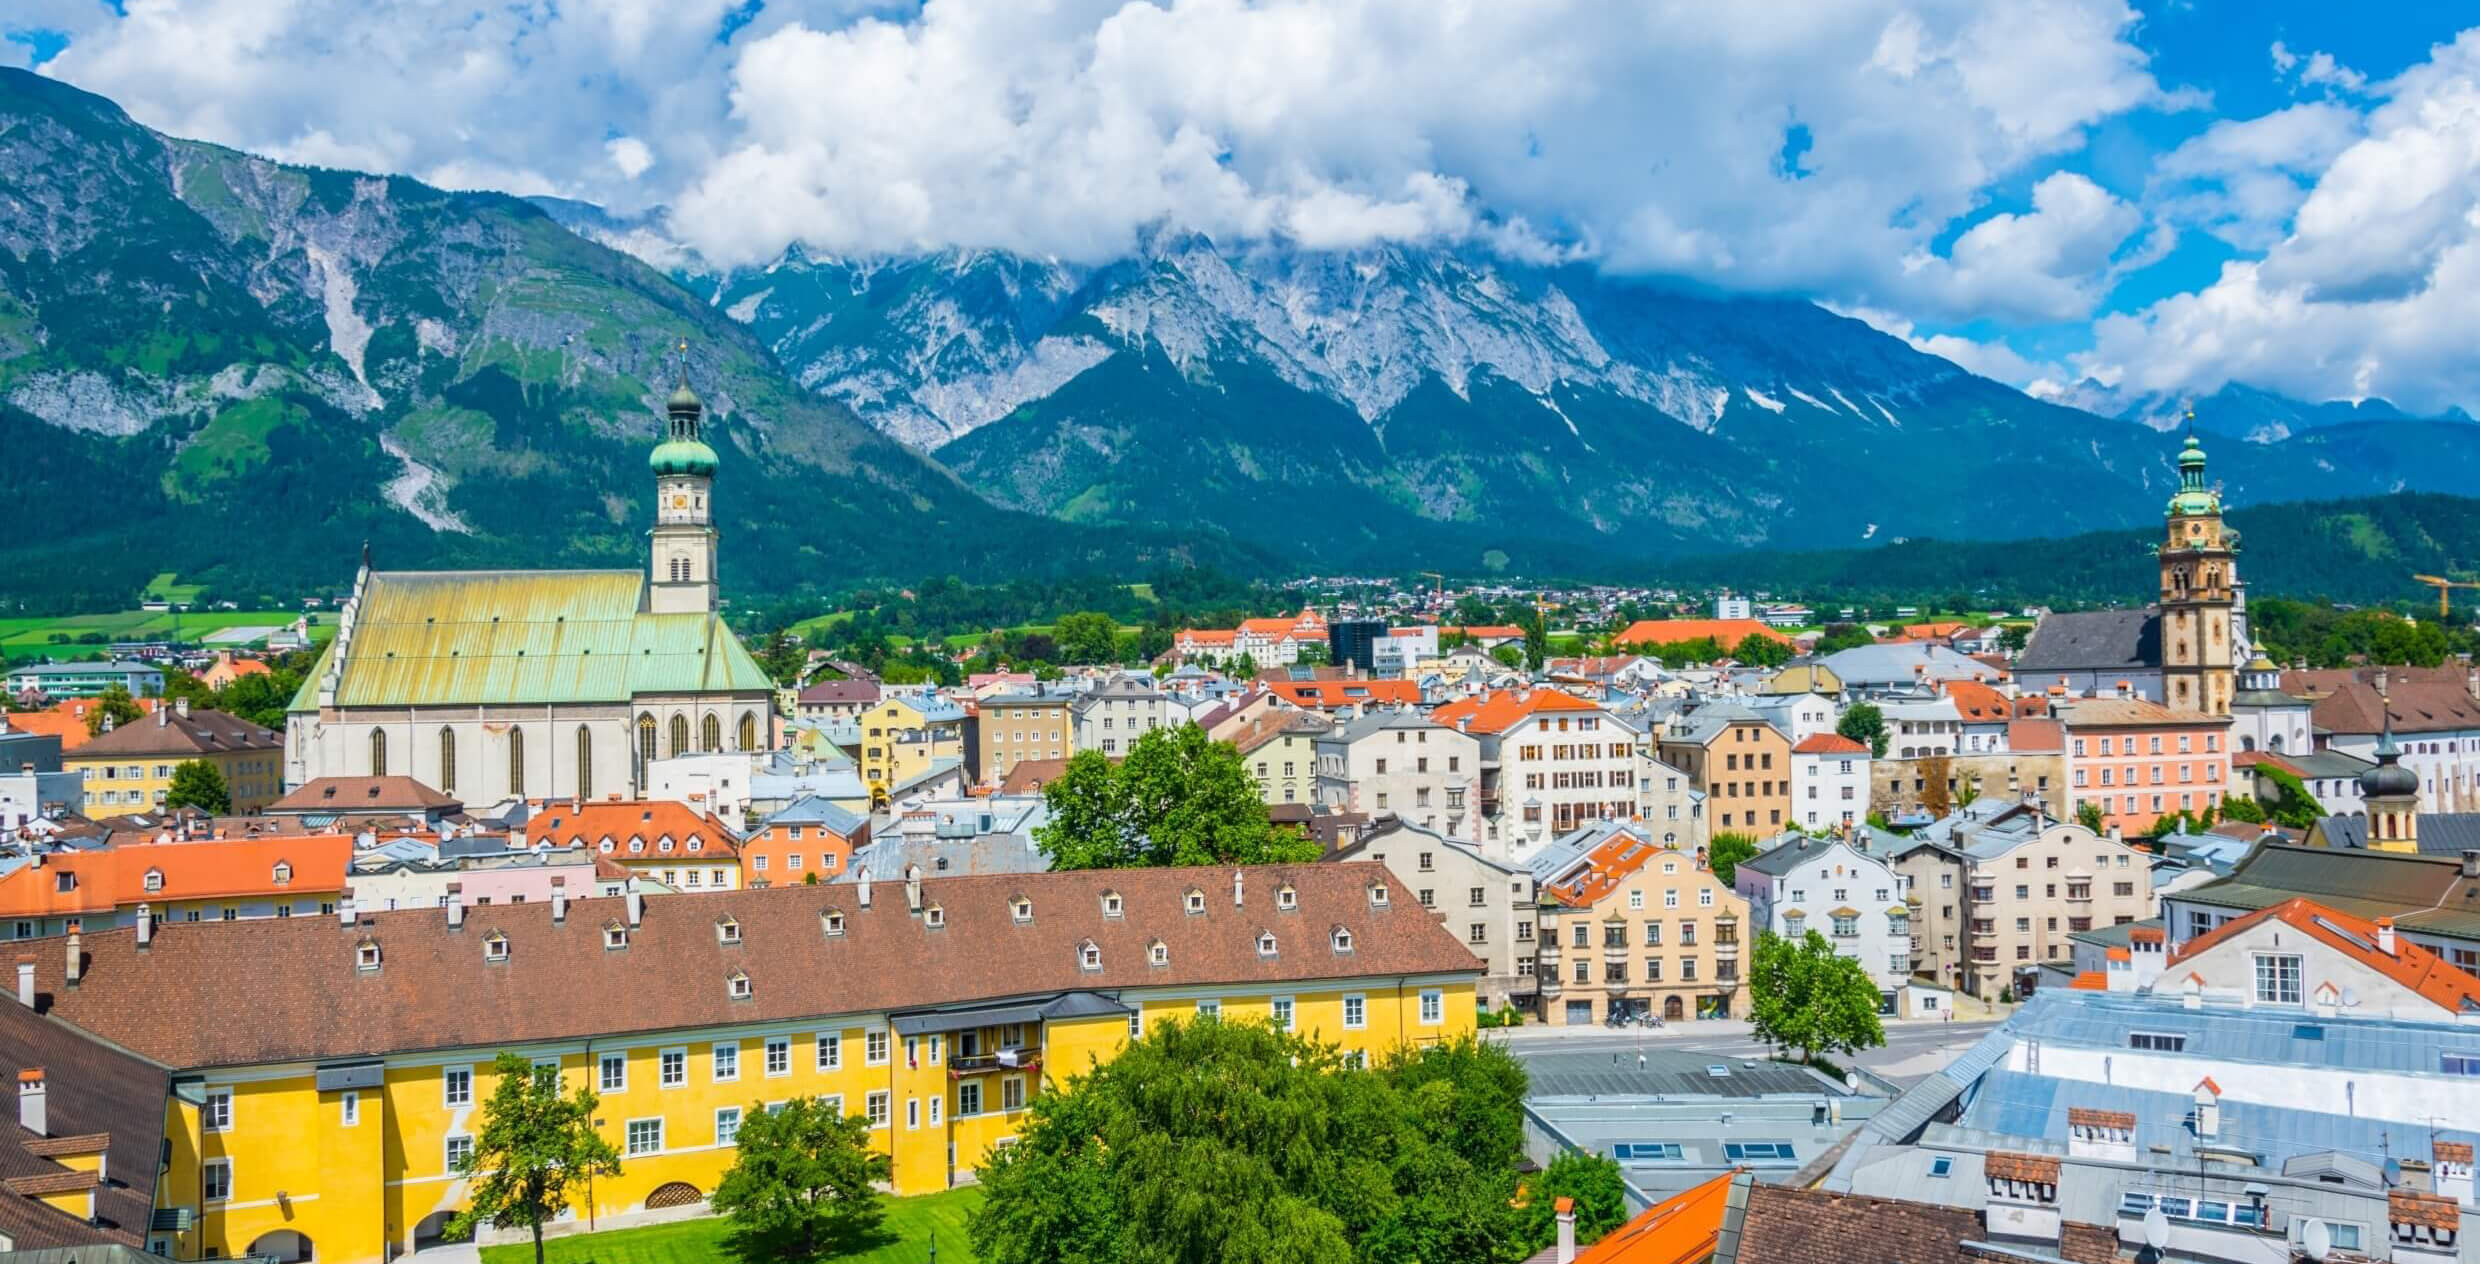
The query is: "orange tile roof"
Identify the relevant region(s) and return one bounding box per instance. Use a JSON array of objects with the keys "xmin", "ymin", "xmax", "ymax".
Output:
[
  {"xmin": 1943, "ymin": 682, "xmax": 2016, "ymax": 722},
  {"xmin": 1568, "ymin": 1170, "xmax": 1734, "ymax": 1264},
  {"xmin": 2168, "ymin": 897, "xmax": 2480, "ymax": 1015},
  {"xmin": 1440, "ymin": 624, "xmax": 1526, "ymax": 640},
  {"xmin": 2435, "ymin": 1140, "xmax": 2474, "ymax": 1165},
  {"xmin": 3, "ymin": 697, "xmax": 166, "ymax": 752},
  {"xmin": 2392, "ymin": 1191, "xmax": 2459, "ymax": 1232},
  {"xmin": 1431, "ymin": 688, "xmax": 1599, "ymax": 735},
  {"xmin": 1901, "ymin": 622, "xmax": 1972, "ymax": 640},
  {"xmin": 2068, "ymin": 970, "xmax": 2109, "ymax": 990},
  {"xmin": 1537, "ymin": 826, "xmax": 1673, "ymax": 909},
  {"xmin": 1986, "ymin": 1152, "xmax": 2062, "ymax": 1183},
  {"xmin": 1264, "ymin": 679, "xmax": 1424, "ymax": 710},
  {"xmin": 0, "ymin": 834, "xmax": 353, "ymax": 918},
  {"xmin": 1792, "ymin": 733, "xmax": 1869, "ymax": 755},
  {"xmin": 1614, "ymin": 619, "xmax": 1792, "ymax": 649},
  {"xmin": 525, "ymin": 800, "xmax": 740, "ymax": 858},
  {"xmin": 1176, "ymin": 629, "xmax": 1237, "ymax": 645},
  {"xmin": 2068, "ymin": 1107, "xmax": 2136, "ymax": 1131}
]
